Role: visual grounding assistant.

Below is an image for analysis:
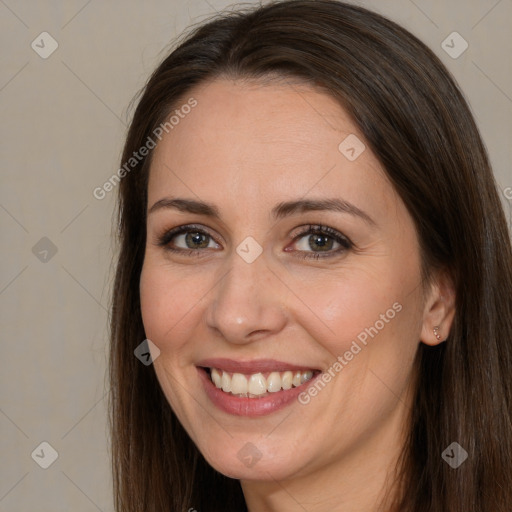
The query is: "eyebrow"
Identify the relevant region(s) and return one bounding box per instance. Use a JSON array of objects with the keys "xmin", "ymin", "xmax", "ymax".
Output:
[
  {"xmin": 272, "ymin": 198, "xmax": 375, "ymax": 225},
  {"xmin": 148, "ymin": 198, "xmax": 220, "ymax": 217},
  {"xmin": 148, "ymin": 197, "xmax": 375, "ymax": 226}
]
